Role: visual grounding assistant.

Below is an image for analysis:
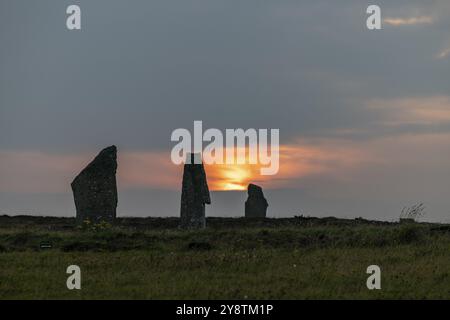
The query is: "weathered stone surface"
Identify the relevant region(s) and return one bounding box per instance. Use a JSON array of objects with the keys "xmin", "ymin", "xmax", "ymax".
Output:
[
  {"xmin": 180, "ymin": 153, "xmax": 211, "ymax": 229},
  {"xmin": 245, "ymin": 183, "xmax": 268, "ymax": 218},
  {"xmin": 71, "ymin": 146, "xmax": 118, "ymax": 224}
]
